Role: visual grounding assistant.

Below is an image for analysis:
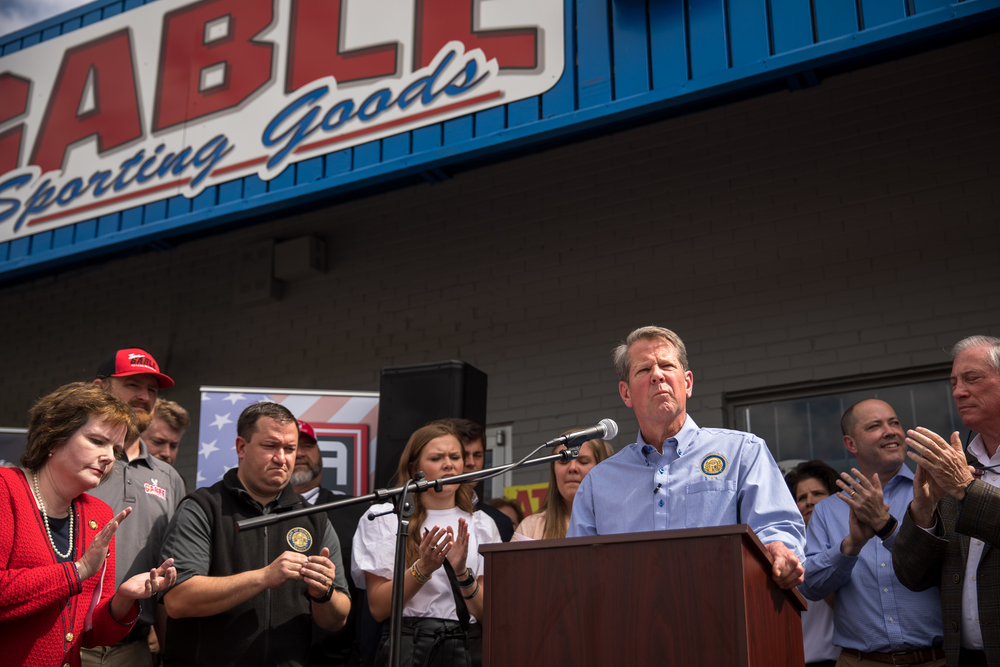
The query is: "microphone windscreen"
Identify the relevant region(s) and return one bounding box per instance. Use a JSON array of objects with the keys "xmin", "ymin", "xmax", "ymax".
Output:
[{"xmin": 600, "ymin": 418, "xmax": 619, "ymax": 440}]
